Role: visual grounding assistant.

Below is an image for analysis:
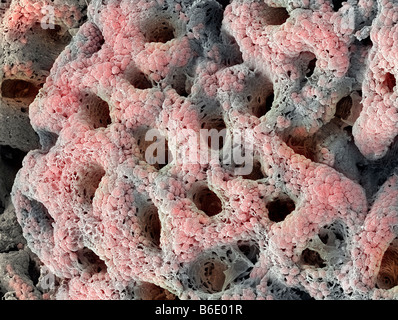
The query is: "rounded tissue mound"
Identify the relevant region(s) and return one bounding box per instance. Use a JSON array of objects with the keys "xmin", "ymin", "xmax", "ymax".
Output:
[
  {"xmin": 10, "ymin": 0, "xmax": 398, "ymax": 300},
  {"xmin": 0, "ymin": 0, "xmax": 90, "ymax": 153}
]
